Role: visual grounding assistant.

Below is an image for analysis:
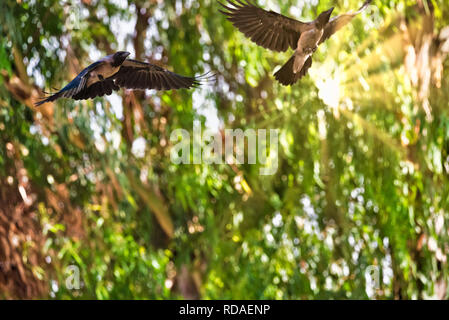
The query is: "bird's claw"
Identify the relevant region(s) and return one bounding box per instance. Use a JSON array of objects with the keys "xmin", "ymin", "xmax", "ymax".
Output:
[{"xmin": 304, "ymin": 46, "xmax": 317, "ymax": 55}]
